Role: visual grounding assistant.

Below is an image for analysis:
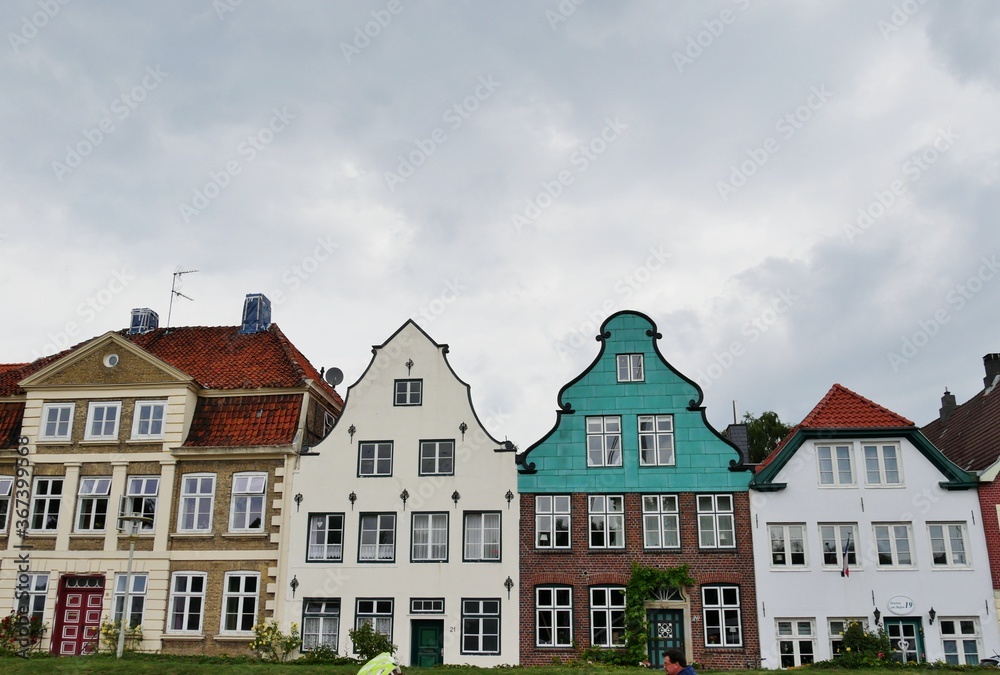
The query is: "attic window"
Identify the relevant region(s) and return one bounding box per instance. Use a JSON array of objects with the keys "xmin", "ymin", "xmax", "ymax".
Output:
[{"xmin": 103, "ymin": 354, "xmax": 120, "ymax": 368}]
